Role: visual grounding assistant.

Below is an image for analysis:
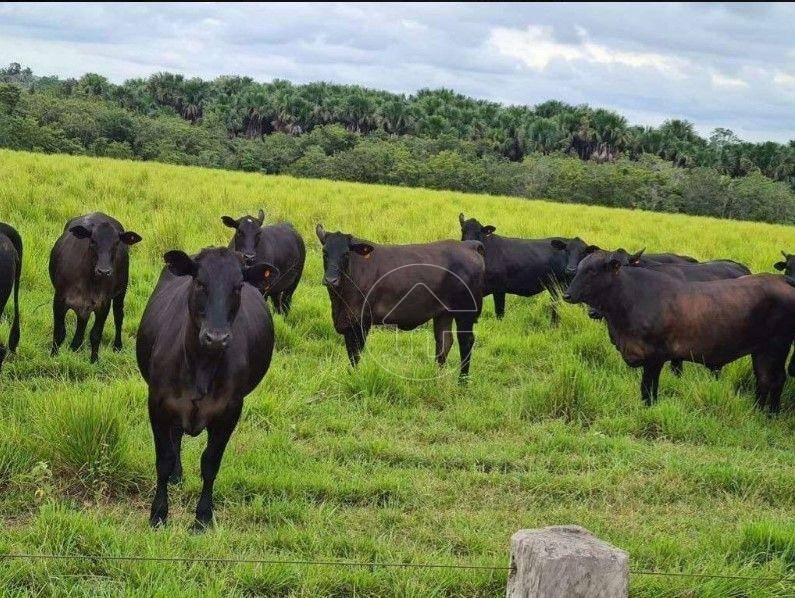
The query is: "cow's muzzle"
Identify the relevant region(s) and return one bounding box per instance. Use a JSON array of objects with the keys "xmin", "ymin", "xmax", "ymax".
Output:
[{"xmin": 199, "ymin": 329, "xmax": 231, "ymax": 351}]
